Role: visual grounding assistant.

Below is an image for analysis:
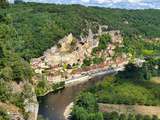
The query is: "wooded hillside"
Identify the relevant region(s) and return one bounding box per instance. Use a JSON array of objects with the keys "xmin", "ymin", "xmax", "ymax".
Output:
[{"xmin": 1, "ymin": 3, "xmax": 160, "ymax": 60}]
